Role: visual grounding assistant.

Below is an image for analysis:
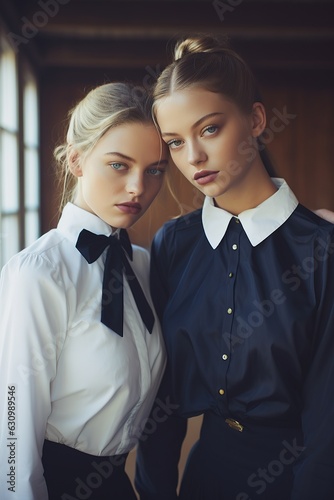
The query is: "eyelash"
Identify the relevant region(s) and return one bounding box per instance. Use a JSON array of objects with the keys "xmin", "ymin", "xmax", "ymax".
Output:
[
  {"xmin": 166, "ymin": 139, "xmax": 183, "ymax": 149},
  {"xmin": 110, "ymin": 162, "xmax": 125, "ymax": 170},
  {"xmin": 203, "ymin": 125, "xmax": 218, "ymax": 135},
  {"xmin": 147, "ymin": 168, "xmax": 165, "ymax": 176},
  {"xmin": 109, "ymin": 163, "xmax": 165, "ymax": 177},
  {"xmin": 166, "ymin": 125, "xmax": 219, "ymax": 150}
]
